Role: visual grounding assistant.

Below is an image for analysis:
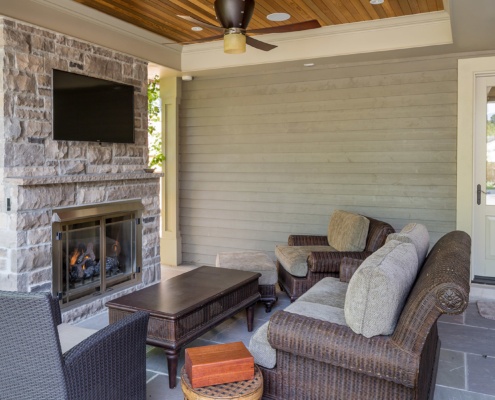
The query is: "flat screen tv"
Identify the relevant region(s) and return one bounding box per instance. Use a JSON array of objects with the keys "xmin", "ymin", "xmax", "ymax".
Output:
[{"xmin": 53, "ymin": 69, "xmax": 135, "ymax": 143}]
